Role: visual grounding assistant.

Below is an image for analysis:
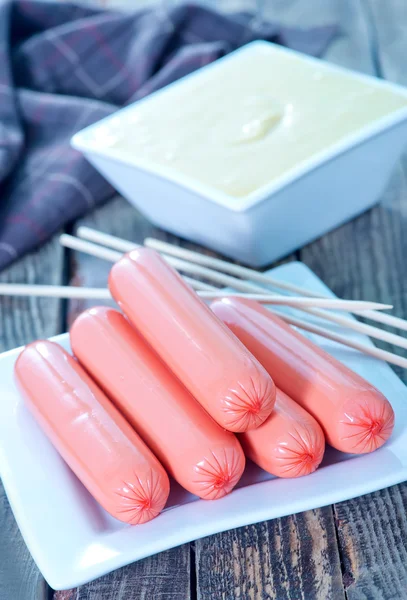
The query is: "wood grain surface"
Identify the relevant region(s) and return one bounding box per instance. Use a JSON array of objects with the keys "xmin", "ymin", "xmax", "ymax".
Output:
[
  {"xmin": 195, "ymin": 509, "xmax": 344, "ymax": 600},
  {"xmin": 54, "ymin": 545, "xmax": 191, "ymax": 600},
  {"xmin": 0, "ymin": 1, "xmax": 406, "ymax": 599}
]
